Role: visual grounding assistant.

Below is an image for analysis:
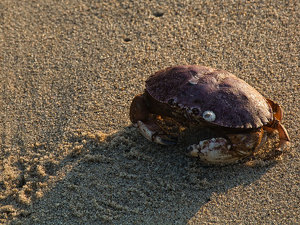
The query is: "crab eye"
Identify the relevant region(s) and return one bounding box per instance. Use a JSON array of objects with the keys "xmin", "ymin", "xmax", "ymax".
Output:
[
  {"xmin": 168, "ymin": 98, "xmax": 176, "ymax": 105},
  {"xmin": 202, "ymin": 110, "xmax": 216, "ymax": 122}
]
